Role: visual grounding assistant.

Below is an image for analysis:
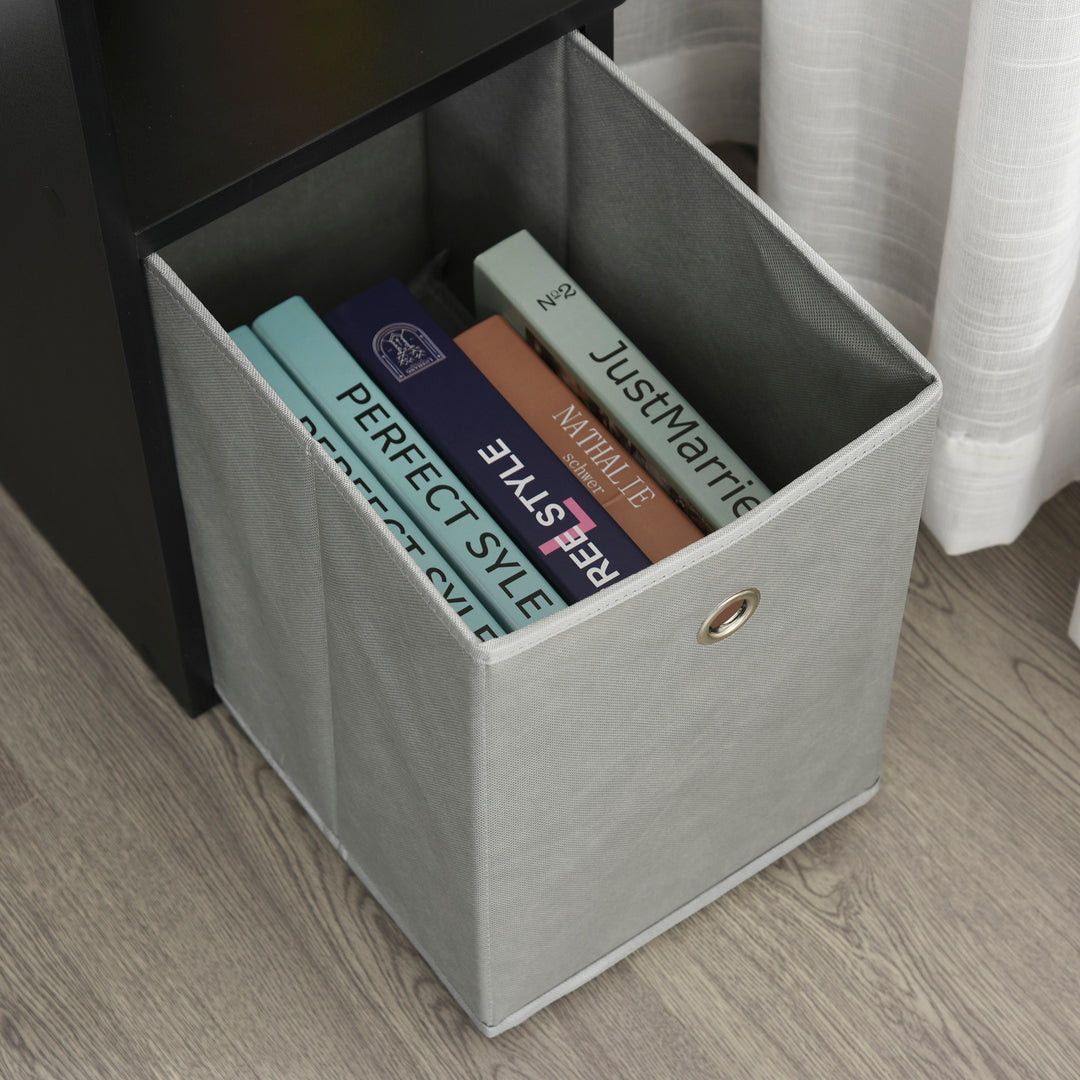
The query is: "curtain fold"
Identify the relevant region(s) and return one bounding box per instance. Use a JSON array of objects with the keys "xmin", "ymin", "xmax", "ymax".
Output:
[{"xmin": 616, "ymin": 0, "xmax": 1080, "ymax": 646}]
